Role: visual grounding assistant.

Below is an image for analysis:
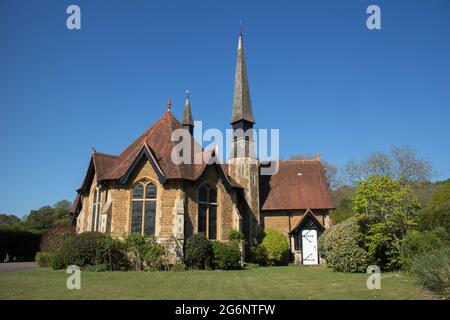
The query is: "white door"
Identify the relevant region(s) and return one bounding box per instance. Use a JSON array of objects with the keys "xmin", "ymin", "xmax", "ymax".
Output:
[{"xmin": 301, "ymin": 229, "xmax": 318, "ymax": 265}]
